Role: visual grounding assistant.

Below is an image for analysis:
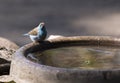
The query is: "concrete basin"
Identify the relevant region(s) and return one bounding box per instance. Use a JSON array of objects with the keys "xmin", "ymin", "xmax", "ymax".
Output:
[{"xmin": 10, "ymin": 36, "xmax": 120, "ymax": 83}]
